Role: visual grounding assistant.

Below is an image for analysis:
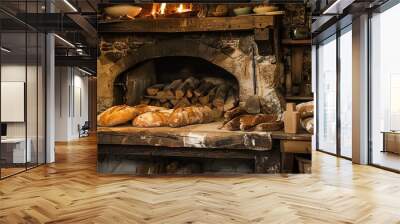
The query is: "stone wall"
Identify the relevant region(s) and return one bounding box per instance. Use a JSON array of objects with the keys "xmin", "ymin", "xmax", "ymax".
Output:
[{"xmin": 98, "ymin": 32, "xmax": 285, "ymax": 115}]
